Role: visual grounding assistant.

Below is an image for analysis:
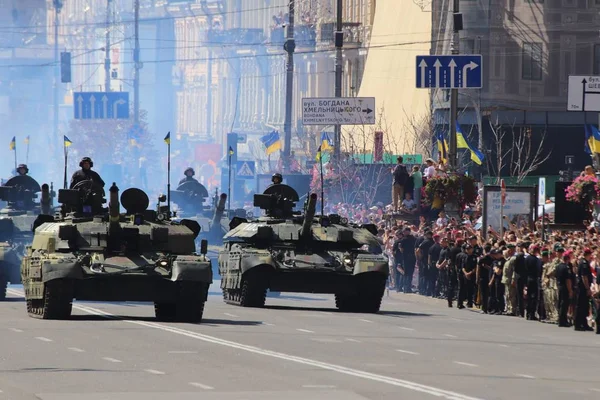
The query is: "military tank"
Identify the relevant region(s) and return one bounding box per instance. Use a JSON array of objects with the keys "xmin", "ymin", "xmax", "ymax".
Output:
[
  {"xmin": 20, "ymin": 179, "xmax": 212, "ymax": 322},
  {"xmin": 0, "ymin": 175, "xmax": 55, "ymax": 299},
  {"xmin": 218, "ymin": 184, "xmax": 389, "ymax": 313}
]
